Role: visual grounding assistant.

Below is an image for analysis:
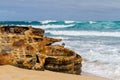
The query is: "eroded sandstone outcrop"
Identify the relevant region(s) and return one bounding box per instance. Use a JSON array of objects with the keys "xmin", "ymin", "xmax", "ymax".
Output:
[{"xmin": 0, "ymin": 25, "xmax": 82, "ymax": 75}]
